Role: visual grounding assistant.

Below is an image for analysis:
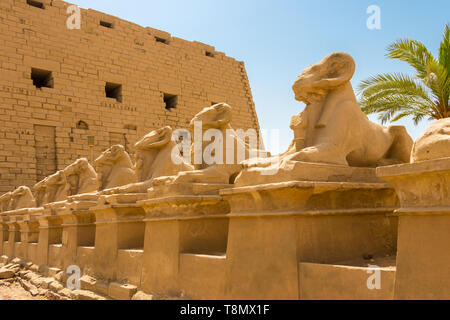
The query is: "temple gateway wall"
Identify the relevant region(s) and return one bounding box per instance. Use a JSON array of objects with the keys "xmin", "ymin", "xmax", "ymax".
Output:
[{"xmin": 0, "ymin": 0, "xmax": 260, "ymax": 192}]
